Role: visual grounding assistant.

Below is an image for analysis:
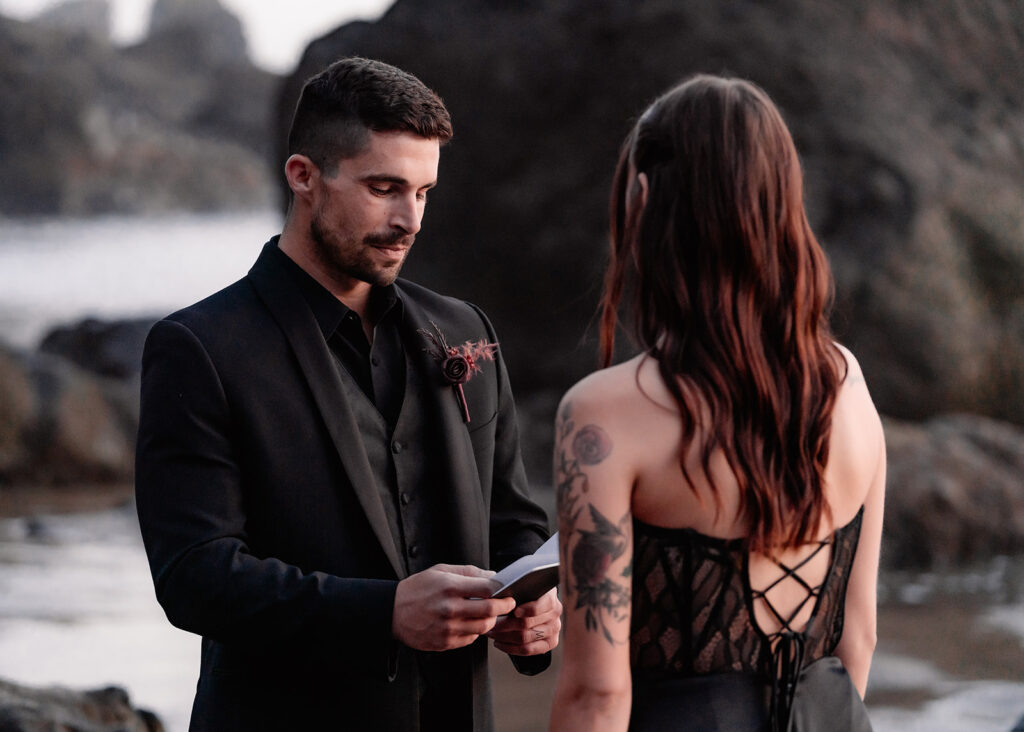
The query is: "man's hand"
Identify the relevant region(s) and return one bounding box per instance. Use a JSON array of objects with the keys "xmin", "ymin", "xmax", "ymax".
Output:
[
  {"xmin": 487, "ymin": 587, "xmax": 562, "ymax": 656},
  {"xmin": 392, "ymin": 564, "xmax": 515, "ymax": 652}
]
